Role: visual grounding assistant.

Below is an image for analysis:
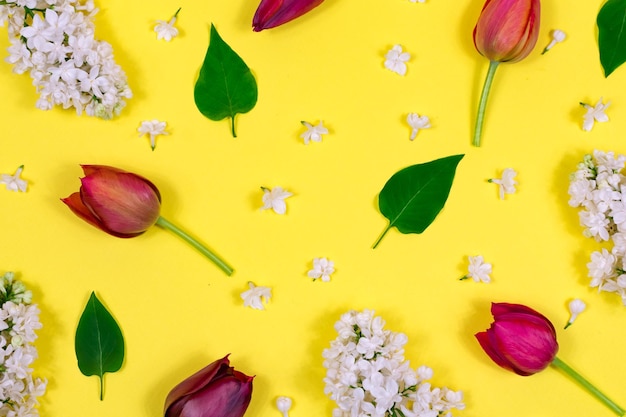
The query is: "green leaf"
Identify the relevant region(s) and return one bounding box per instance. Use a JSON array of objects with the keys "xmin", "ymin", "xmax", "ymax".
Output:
[
  {"xmin": 373, "ymin": 154, "xmax": 464, "ymax": 248},
  {"xmin": 597, "ymin": 0, "xmax": 626, "ymax": 77},
  {"xmin": 194, "ymin": 23, "xmax": 258, "ymax": 137},
  {"xmin": 75, "ymin": 291, "xmax": 125, "ymax": 401}
]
